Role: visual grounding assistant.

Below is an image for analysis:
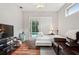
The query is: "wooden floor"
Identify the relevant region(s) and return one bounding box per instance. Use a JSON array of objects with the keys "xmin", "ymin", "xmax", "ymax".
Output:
[{"xmin": 10, "ymin": 43, "xmax": 40, "ymax": 55}]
